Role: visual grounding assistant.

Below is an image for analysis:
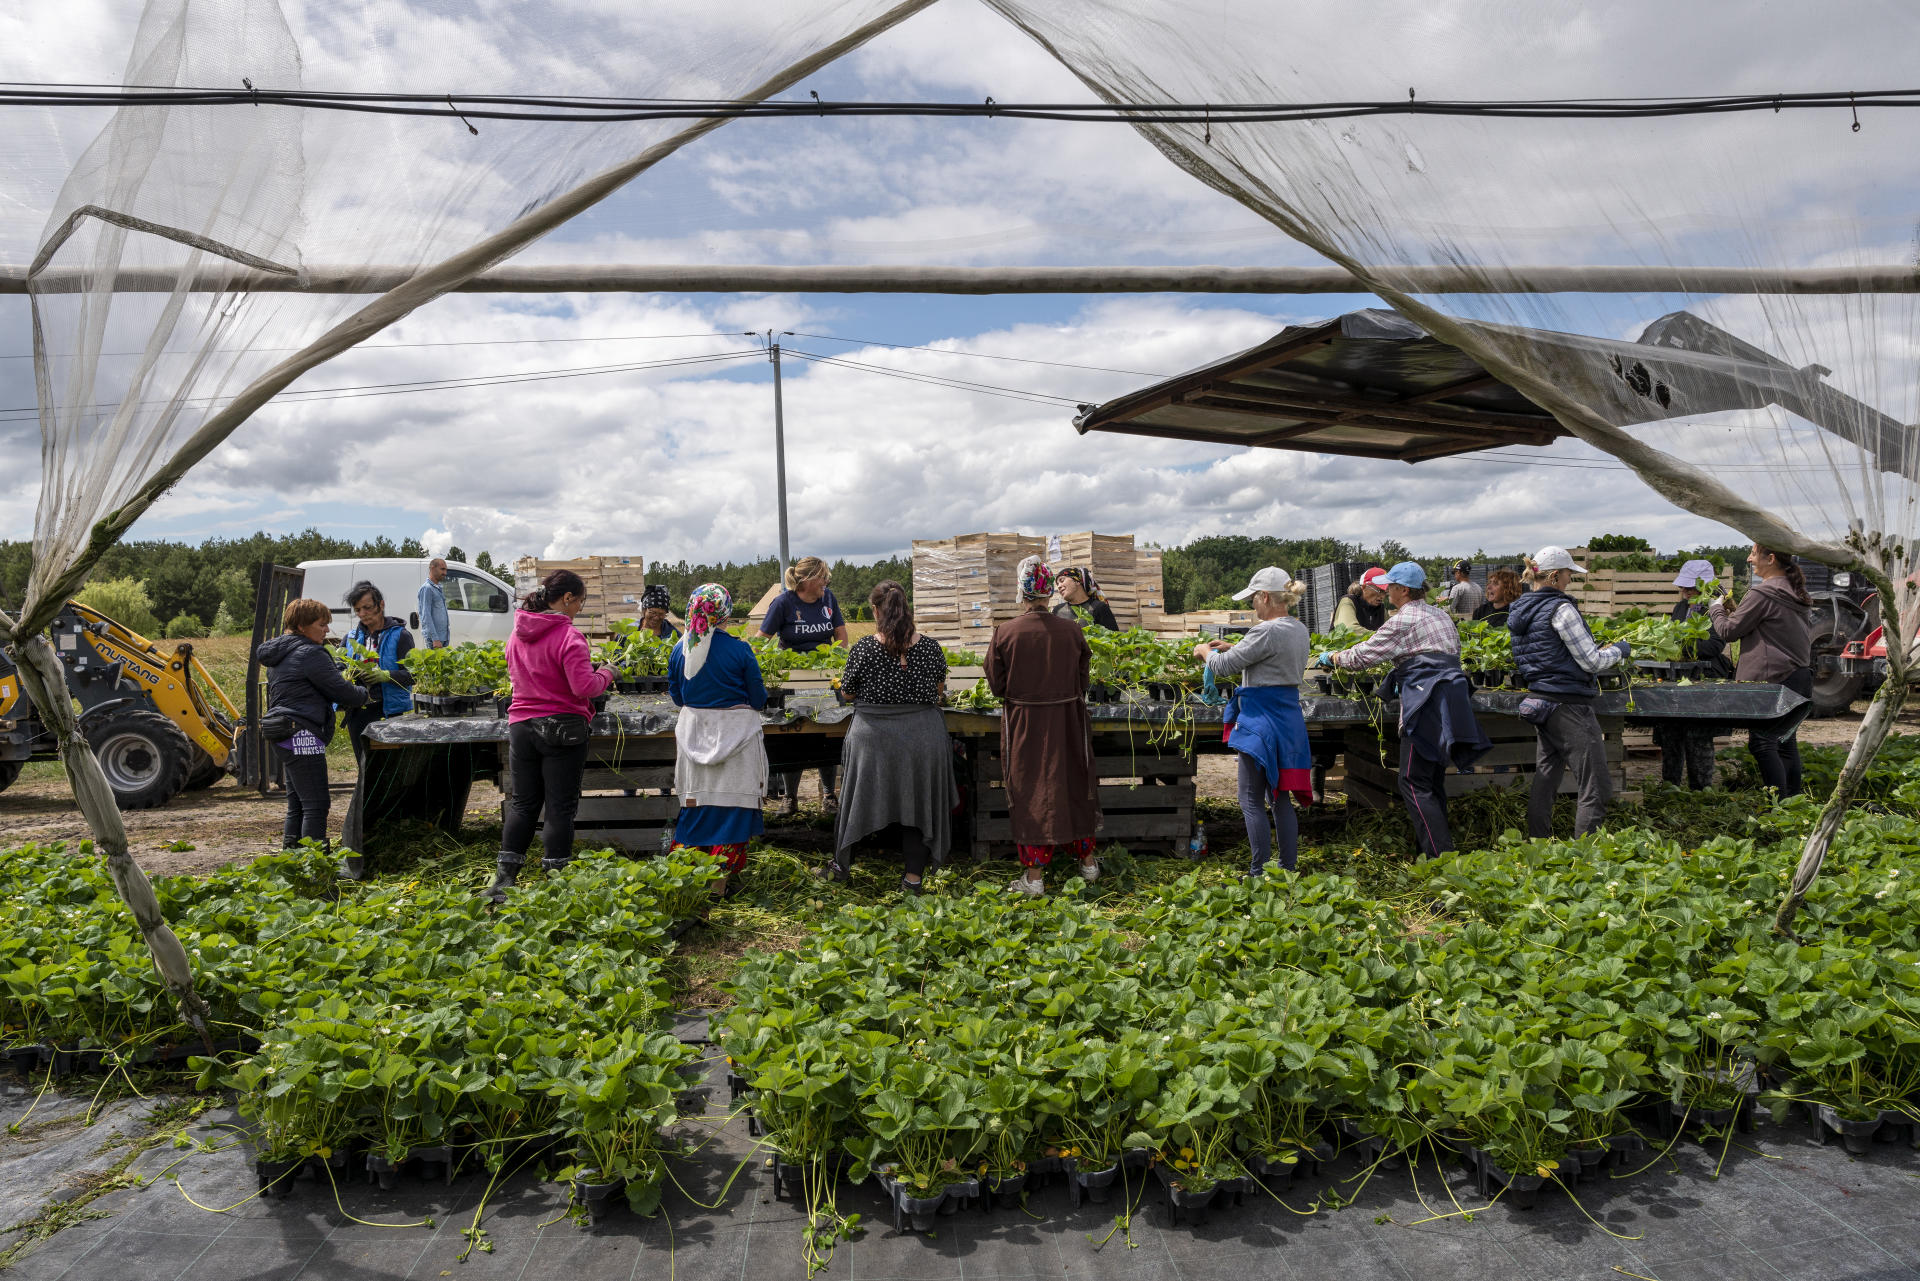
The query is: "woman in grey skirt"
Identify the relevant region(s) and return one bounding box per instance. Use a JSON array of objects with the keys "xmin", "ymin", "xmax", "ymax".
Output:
[{"xmin": 815, "ymin": 580, "xmax": 956, "ymax": 894}]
